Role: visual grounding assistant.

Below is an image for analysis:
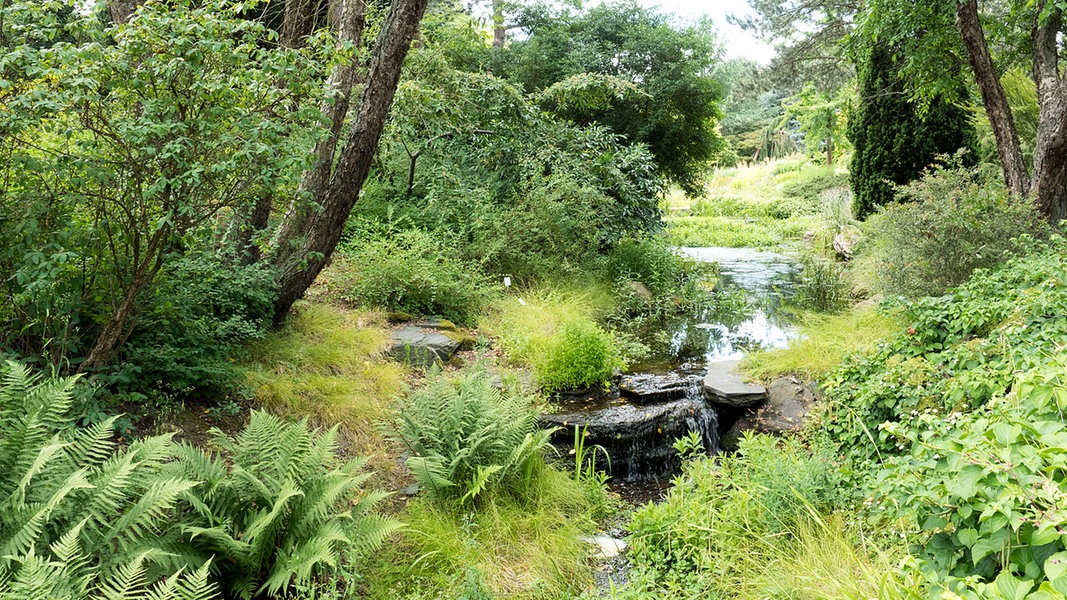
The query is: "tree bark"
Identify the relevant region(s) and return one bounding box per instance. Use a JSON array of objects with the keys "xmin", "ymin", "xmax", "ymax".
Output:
[
  {"xmin": 955, "ymin": 0, "xmax": 1030, "ymax": 198},
  {"xmin": 108, "ymin": 0, "xmax": 144, "ymax": 25},
  {"xmin": 282, "ymin": 0, "xmax": 323, "ymax": 48},
  {"xmin": 270, "ymin": 0, "xmax": 429, "ymax": 323},
  {"xmin": 492, "ymin": 0, "xmax": 505, "ymax": 47},
  {"xmin": 1029, "ymin": 2, "xmax": 1067, "ymax": 223}
]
